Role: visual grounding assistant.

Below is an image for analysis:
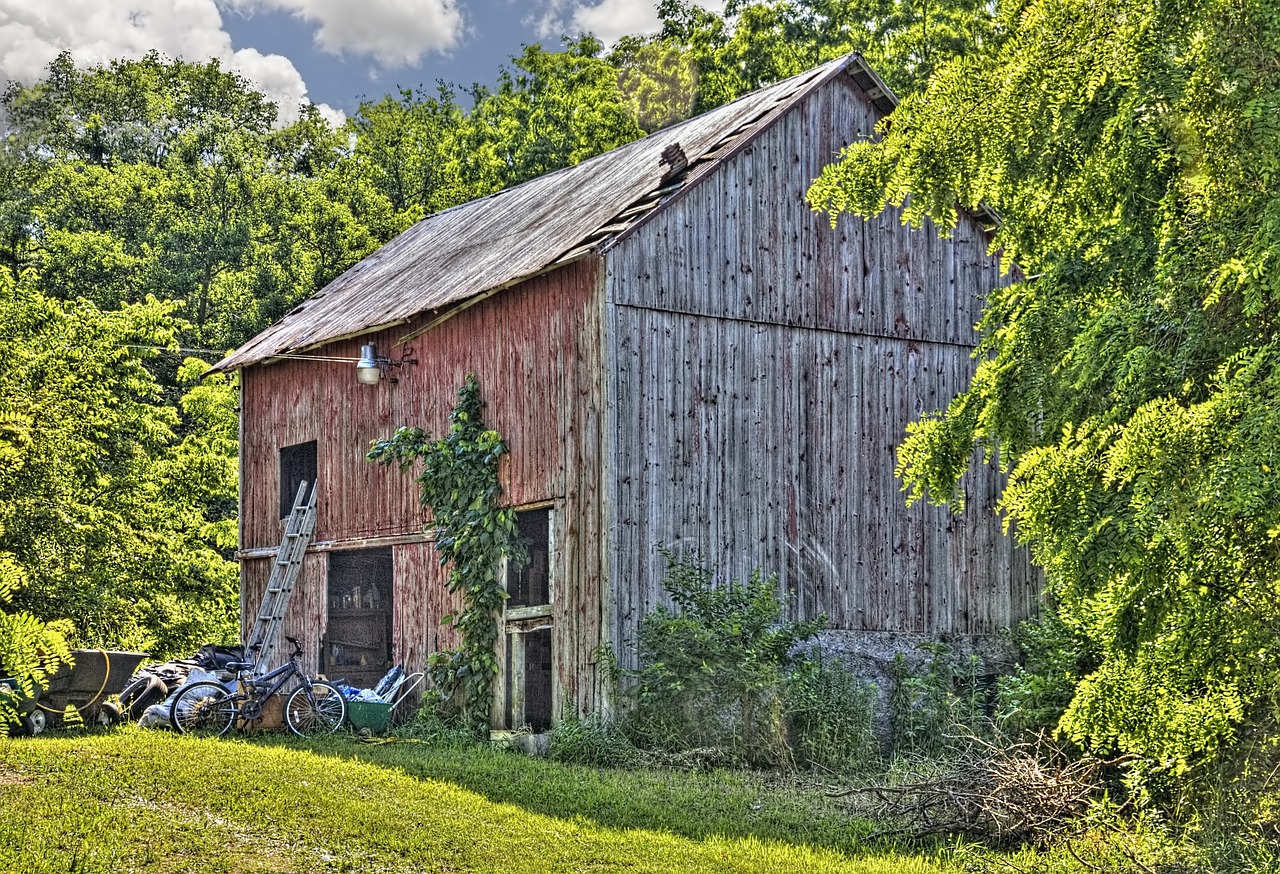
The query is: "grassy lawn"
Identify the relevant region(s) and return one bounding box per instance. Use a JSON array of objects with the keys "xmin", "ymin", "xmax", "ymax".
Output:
[{"xmin": 0, "ymin": 729, "xmax": 950, "ymax": 874}]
